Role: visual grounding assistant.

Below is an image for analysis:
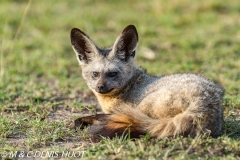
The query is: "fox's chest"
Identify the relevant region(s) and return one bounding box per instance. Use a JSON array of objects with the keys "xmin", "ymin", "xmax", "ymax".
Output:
[
  {"xmin": 98, "ymin": 98, "xmax": 115, "ymax": 113},
  {"xmin": 96, "ymin": 95, "xmax": 124, "ymax": 113},
  {"xmin": 95, "ymin": 91, "xmax": 144, "ymax": 113}
]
